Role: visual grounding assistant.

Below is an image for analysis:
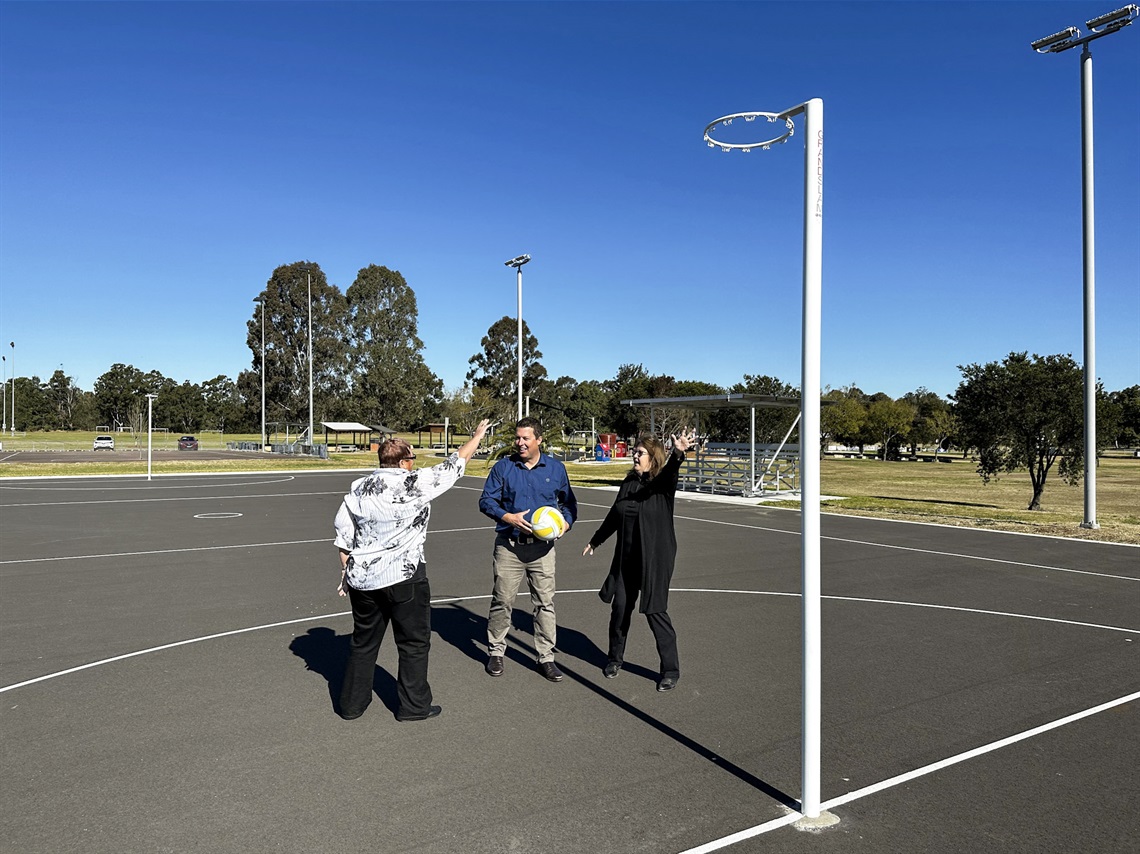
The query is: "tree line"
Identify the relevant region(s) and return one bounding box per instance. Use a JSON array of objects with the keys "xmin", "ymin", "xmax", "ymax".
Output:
[{"xmin": 7, "ymin": 263, "xmax": 1139, "ymax": 475}]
